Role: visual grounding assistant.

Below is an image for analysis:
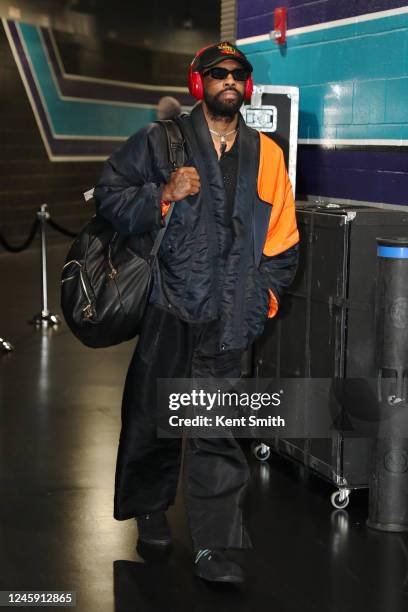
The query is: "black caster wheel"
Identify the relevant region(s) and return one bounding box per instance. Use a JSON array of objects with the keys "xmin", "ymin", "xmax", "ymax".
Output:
[
  {"xmin": 252, "ymin": 442, "xmax": 271, "ymax": 461},
  {"xmin": 330, "ymin": 490, "xmax": 350, "ymax": 509},
  {"xmin": 0, "ymin": 338, "xmax": 14, "ymax": 353}
]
